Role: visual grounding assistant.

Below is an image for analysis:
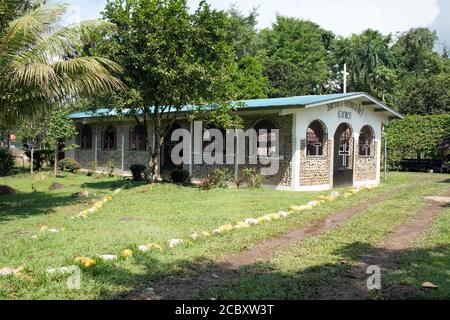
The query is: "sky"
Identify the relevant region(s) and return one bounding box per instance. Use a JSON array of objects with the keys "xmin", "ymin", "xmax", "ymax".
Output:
[{"xmin": 62, "ymin": 0, "xmax": 449, "ymax": 49}]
